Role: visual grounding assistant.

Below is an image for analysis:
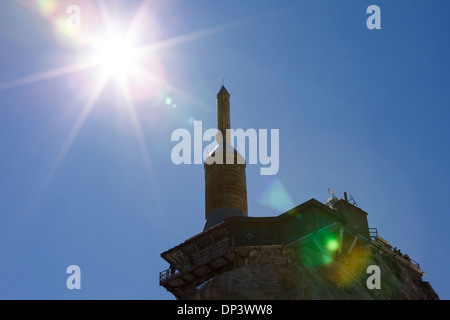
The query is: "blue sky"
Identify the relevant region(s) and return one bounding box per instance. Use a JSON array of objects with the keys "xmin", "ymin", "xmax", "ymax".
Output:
[{"xmin": 0, "ymin": 0, "xmax": 449, "ymax": 299}]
